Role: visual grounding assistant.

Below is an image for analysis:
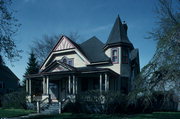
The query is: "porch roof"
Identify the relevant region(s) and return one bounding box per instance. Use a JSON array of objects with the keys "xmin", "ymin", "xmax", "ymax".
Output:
[{"xmin": 25, "ymin": 66, "xmax": 119, "ymax": 79}]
